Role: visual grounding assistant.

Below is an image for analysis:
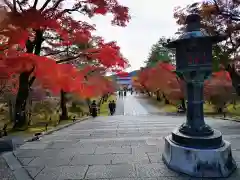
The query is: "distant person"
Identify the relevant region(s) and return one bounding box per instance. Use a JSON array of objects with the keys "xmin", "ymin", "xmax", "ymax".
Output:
[
  {"xmin": 90, "ymin": 100, "xmax": 97, "ymax": 117},
  {"xmin": 112, "ymin": 100, "xmax": 116, "ymax": 113},
  {"xmin": 108, "ymin": 100, "xmax": 112, "ymax": 113},
  {"xmin": 108, "ymin": 101, "xmax": 113, "ymax": 115}
]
